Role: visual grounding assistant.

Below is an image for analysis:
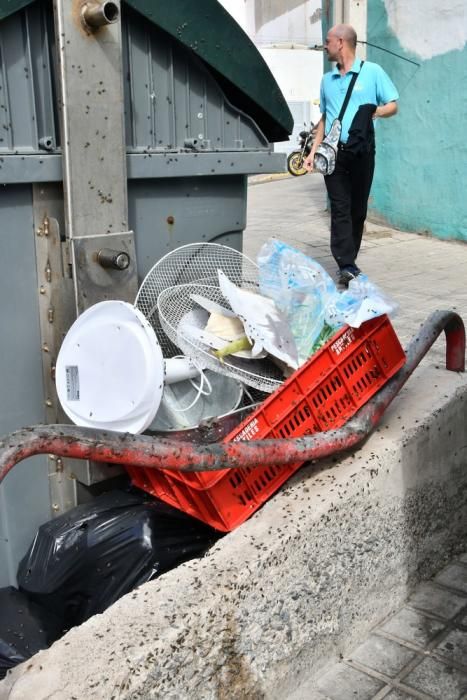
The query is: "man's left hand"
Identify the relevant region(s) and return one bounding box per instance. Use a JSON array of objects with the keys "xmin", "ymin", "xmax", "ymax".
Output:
[{"xmin": 373, "ymin": 102, "xmax": 398, "ymax": 119}]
